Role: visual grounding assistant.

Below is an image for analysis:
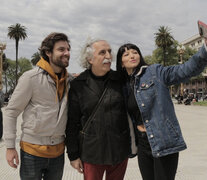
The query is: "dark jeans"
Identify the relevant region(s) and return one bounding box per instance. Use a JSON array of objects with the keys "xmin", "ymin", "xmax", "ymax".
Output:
[
  {"xmin": 20, "ymin": 149, "xmax": 64, "ymax": 180},
  {"xmin": 137, "ymin": 131, "xmax": 179, "ymax": 180}
]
